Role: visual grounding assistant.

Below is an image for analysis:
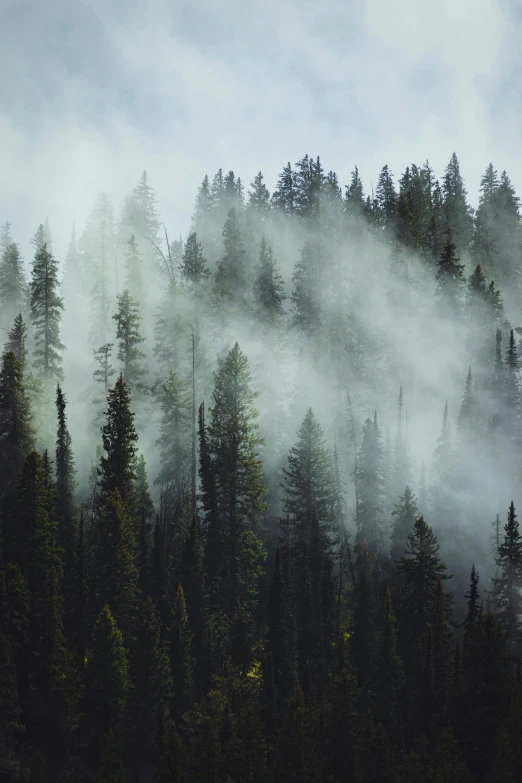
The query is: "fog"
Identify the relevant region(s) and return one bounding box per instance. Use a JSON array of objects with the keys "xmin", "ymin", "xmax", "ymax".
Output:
[{"xmin": 3, "ymin": 0, "xmax": 522, "ymax": 616}]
